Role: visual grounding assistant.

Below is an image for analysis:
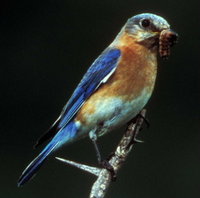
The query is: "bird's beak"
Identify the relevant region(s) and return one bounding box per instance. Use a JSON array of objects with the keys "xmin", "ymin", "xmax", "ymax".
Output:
[{"xmin": 159, "ymin": 29, "xmax": 178, "ymax": 59}]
